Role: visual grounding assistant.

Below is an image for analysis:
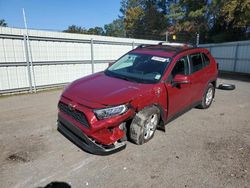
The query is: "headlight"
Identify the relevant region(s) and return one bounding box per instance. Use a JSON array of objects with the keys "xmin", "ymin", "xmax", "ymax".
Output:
[{"xmin": 93, "ymin": 104, "xmax": 128, "ymax": 120}]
